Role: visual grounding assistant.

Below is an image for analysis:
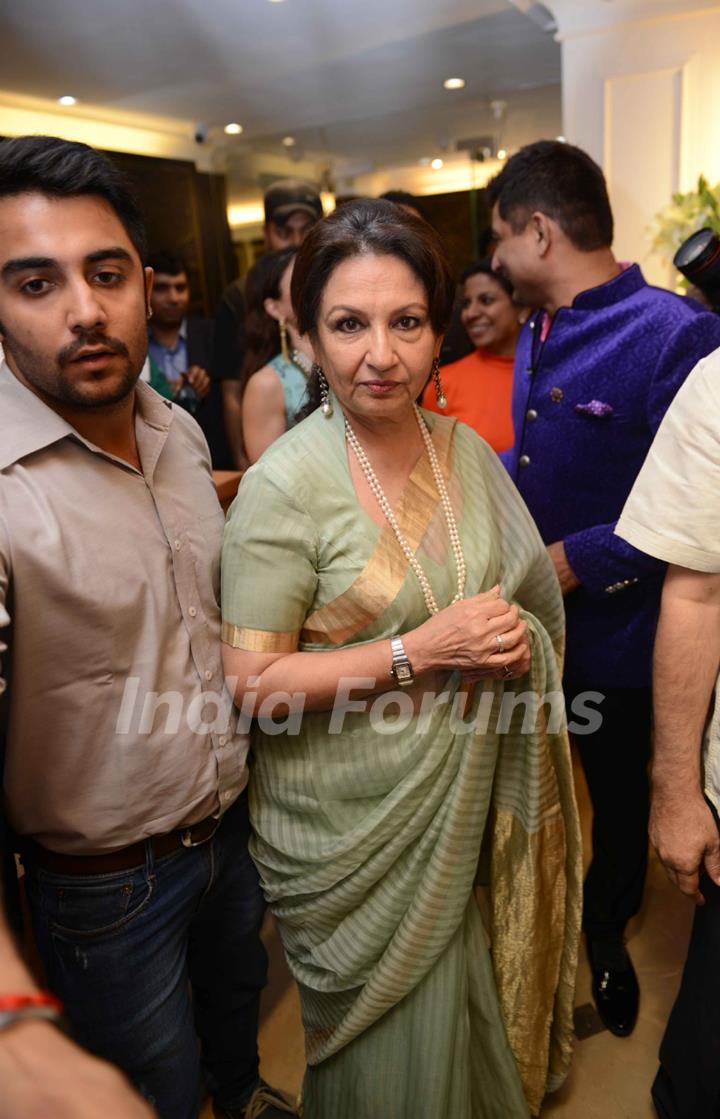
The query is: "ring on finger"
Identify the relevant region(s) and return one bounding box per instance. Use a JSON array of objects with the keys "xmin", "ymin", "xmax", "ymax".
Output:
[
  {"xmin": 502, "ymin": 664, "xmax": 512, "ymax": 679},
  {"xmin": 495, "ymin": 633, "xmax": 506, "ymax": 653}
]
